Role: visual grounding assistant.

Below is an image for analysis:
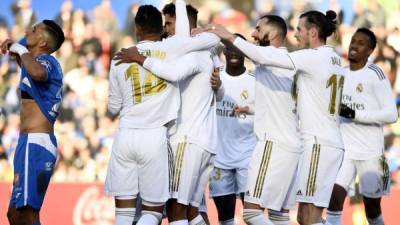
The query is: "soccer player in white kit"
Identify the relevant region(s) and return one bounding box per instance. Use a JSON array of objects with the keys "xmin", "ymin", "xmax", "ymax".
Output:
[
  {"xmin": 208, "ymin": 10, "xmax": 345, "ymax": 225},
  {"xmin": 124, "ymin": 44, "xmax": 217, "ymax": 225},
  {"xmin": 207, "ymin": 15, "xmax": 301, "ymax": 225},
  {"xmin": 209, "ymin": 34, "xmax": 256, "ymax": 225},
  {"xmin": 106, "ymin": 4, "xmax": 219, "ymax": 225},
  {"xmin": 112, "ymin": 2, "xmax": 219, "ymax": 225},
  {"xmin": 326, "ymin": 28, "xmax": 398, "ymax": 225}
]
